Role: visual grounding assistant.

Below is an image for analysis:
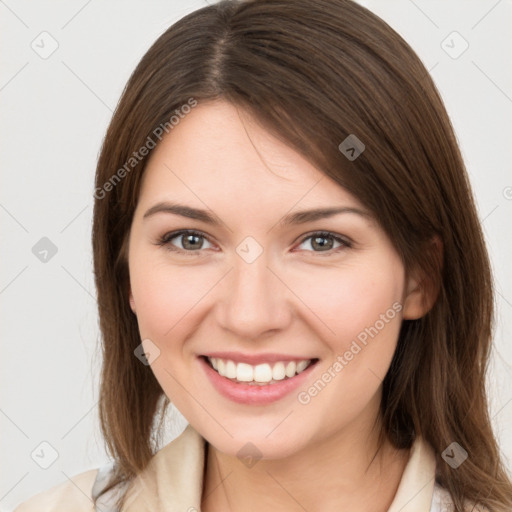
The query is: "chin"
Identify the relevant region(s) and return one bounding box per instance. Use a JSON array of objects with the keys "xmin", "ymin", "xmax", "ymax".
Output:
[{"xmin": 201, "ymin": 421, "xmax": 311, "ymax": 461}]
